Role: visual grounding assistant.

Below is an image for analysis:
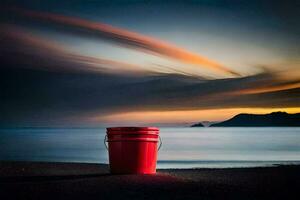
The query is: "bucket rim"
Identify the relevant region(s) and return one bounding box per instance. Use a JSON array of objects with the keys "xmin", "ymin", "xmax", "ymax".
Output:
[
  {"xmin": 106, "ymin": 131, "xmax": 159, "ymax": 135},
  {"xmin": 107, "ymin": 127, "xmax": 159, "ymax": 132},
  {"xmin": 107, "ymin": 137, "xmax": 159, "ymax": 142}
]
